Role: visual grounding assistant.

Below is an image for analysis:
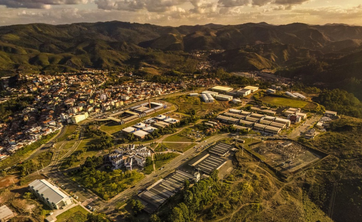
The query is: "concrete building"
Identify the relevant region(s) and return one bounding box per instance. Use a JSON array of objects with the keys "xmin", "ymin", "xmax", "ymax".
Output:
[
  {"xmin": 202, "ymin": 90, "xmax": 218, "ymax": 96},
  {"xmin": 0, "ymin": 205, "xmax": 15, "ymax": 222},
  {"xmin": 71, "ymin": 112, "xmax": 89, "ymax": 124},
  {"xmin": 214, "ymin": 94, "xmax": 233, "ymax": 101},
  {"xmin": 29, "ymin": 179, "xmax": 72, "ymax": 210},
  {"xmin": 133, "ymin": 130, "xmax": 149, "ymax": 139},
  {"xmin": 325, "ymin": 110, "xmax": 337, "ymax": 117},
  {"xmin": 109, "ymin": 145, "xmax": 151, "ymax": 170},
  {"xmin": 236, "ymin": 88, "xmax": 251, "ymax": 97},
  {"xmin": 243, "ymin": 86, "xmax": 259, "ymax": 93}
]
